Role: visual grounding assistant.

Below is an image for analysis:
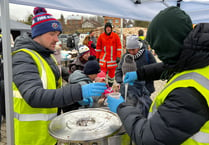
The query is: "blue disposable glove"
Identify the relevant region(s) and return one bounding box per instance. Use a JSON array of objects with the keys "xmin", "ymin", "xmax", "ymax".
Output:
[
  {"xmin": 124, "ymin": 71, "xmax": 137, "ymax": 85},
  {"xmin": 78, "ymin": 97, "xmax": 93, "ymax": 107},
  {"xmin": 107, "ymin": 96, "xmax": 124, "ymax": 113},
  {"xmin": 81, "ymin": 82, "xmax": 107, "ymax": 99}
]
